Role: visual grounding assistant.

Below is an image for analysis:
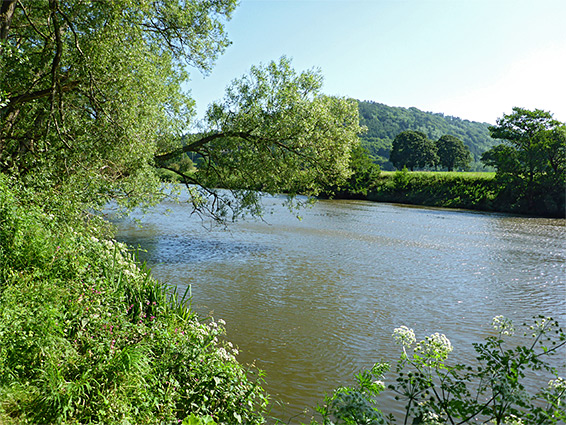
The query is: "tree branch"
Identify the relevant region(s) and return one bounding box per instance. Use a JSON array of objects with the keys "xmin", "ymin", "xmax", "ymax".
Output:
[
  {"xmin": 5, "ymin": 80, "xmax": 79, "ymax": 107},
  {"xmin": 154, "ymin": 131, "xmax": 254, "ymax": 164}
]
